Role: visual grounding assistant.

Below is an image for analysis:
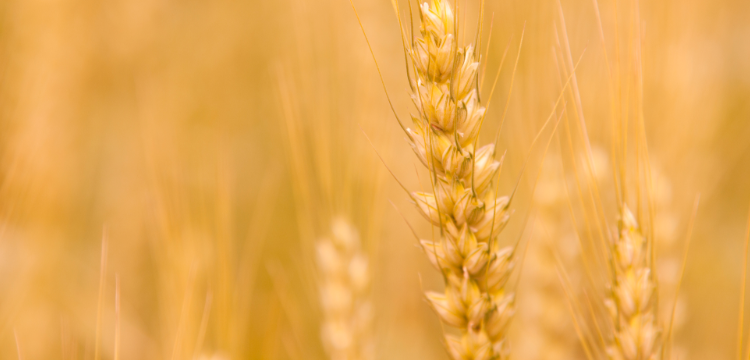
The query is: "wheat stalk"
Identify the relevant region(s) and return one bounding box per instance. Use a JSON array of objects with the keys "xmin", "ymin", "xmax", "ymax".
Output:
[
  {"xmin": 398, "ymin": 1, "xmax": 515, "ymax": 358},
  {"xmin": 606, "ymin": 204, "xmax": 662, "ymax": 360},
  {"xmin": 317, "ymin": 217, "xmax": 373, "ymax": 360}
]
